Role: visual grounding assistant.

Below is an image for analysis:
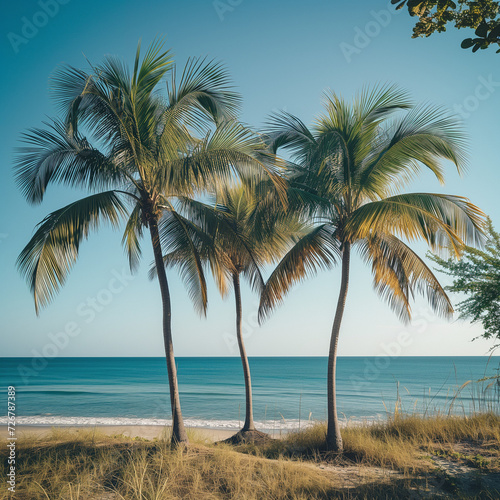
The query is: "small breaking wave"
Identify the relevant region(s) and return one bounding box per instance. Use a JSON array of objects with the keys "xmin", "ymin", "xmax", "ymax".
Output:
[
  {"xmin": 0, "ymin": 414, "xmax": 381, "ymax": 430},
  {"xmin": 0, "ymin": 415, "xmax": 316, "ymax": 431}
]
